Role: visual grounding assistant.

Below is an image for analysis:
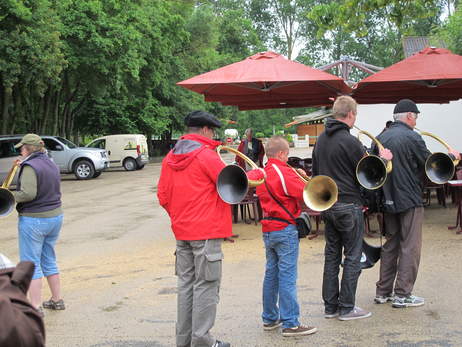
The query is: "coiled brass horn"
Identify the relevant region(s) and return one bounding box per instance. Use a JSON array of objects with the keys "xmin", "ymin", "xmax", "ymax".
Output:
[
  {"xmin": 290, "ymin": 168, "xmax": 338, "ymax": 212},
  {"xmin": 354, "ymin": 126, "xmax": 392, "ymax": 190},
  {"xmin": 216, "ymin": 145, "xmax": 265, "ymax": 204},
  {"xmin": 415, "ymin": 128, "xmax": 459, "ymax": 184},
  {"xmin": 0, "ymin": 162, "xmax": 20, "ymax": 217}
]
